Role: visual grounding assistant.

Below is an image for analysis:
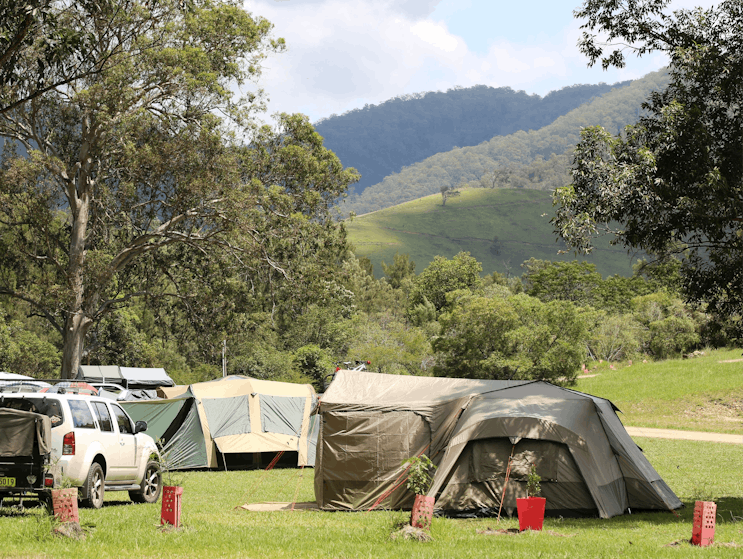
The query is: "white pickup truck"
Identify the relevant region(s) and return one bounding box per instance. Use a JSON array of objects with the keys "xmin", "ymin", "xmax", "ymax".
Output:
[{"xmin": 0, "ymin": 393, "xmax": 160, "ymax": 508}]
